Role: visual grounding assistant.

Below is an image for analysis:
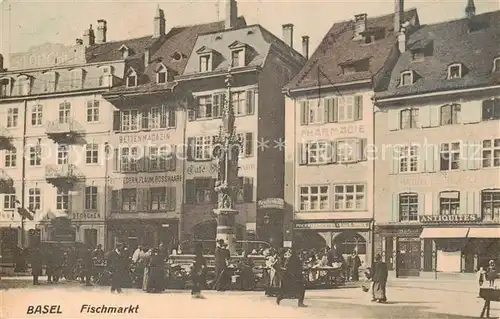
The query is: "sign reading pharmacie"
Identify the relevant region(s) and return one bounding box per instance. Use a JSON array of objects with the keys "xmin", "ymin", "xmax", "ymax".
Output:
[
  {"xmin": 419, "ymin": 214, "xmax": 479, "ymax": 223},
  {"xmin": 295, "ymin": 221, "xmax": 371, "ymax": 230},
  {"xmin": 301, "ymin": 124, "xmax": 365, "ymax": 139}
]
